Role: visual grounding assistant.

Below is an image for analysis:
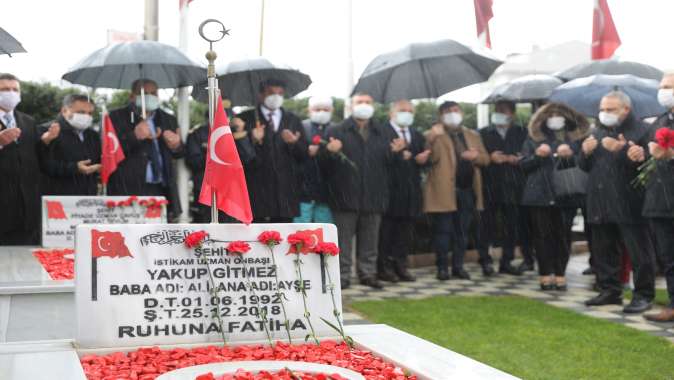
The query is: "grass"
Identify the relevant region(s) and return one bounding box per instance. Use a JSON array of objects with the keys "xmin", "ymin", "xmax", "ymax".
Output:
[
  {"xmin": 625, "ymin": 288, "xmax": 671, "ymax": 307},
  {"xmin": 350, "ymin": 296, "xmax": 674, "ymax": 380}
]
